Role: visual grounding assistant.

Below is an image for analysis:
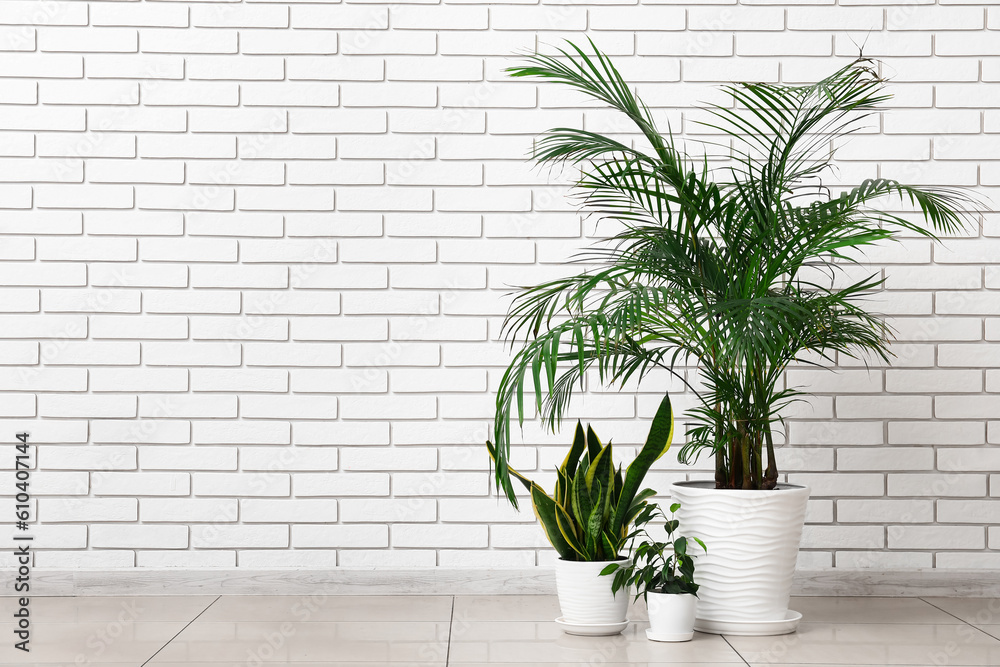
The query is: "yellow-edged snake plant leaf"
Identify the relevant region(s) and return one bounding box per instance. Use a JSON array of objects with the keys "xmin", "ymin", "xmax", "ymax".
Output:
[
  {"xmin": 611, "ymin": 393, "xmax": 674, "ymax": 534},
  {"xmin": 553, "ymin": 496, "xmax": 587, "ymax": 559},
  {"xmin": 585, "ymin": 424, "xmax": 602, "ymax": 461},
  {"xmin": 586, "ymin": 440, "xmax": 613, "ymax": 495},
  {"xmin": 530, "ymin": 483, "xmax": 579, "ymax": 560},
  {"xmin": 570, "ymin": 463, "xmax": 592, "ymax": 526},
  {"xmin": 561, "ymin": 421, "xmax": 587, "ymax": 480}
]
